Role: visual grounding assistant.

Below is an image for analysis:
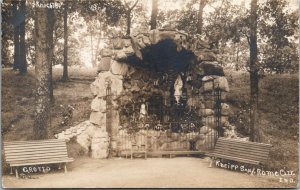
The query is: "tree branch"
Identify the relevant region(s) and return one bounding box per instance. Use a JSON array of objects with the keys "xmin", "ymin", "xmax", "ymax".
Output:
[
  {"xmin": 246, "ymin": 35, "xmax": 250, "ymax": 45},
  {"xmin": 124, "ymin": 0, "xmax": 139, "ymax": 12},
  {"xmin": 123, "ymin": 0, "xmax": 130, "ymax": 10},
  {"xmin": 129, "ymin": 0, "xmax": 139, "ymax": 11}
]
